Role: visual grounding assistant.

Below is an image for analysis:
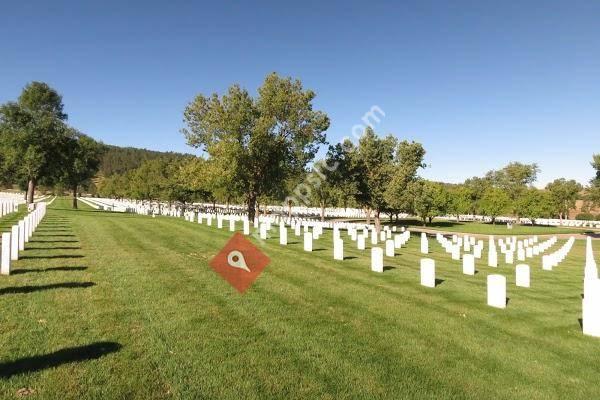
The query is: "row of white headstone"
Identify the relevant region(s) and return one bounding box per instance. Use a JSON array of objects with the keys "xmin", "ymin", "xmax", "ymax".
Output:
[
  {"xmin": 0, "ymin": 199, "xmax": 20, "ymax": 218},
  {"xmin": 583, "ymin": 237, "xmax": 600, "ymax": 337},
  {"xmin": 1, "ymin": 203, "xmax": 47, "ymax": 275},
  {"xmin": 541, "ymin": 237, "xmax": 575, "ymax": 271}
]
